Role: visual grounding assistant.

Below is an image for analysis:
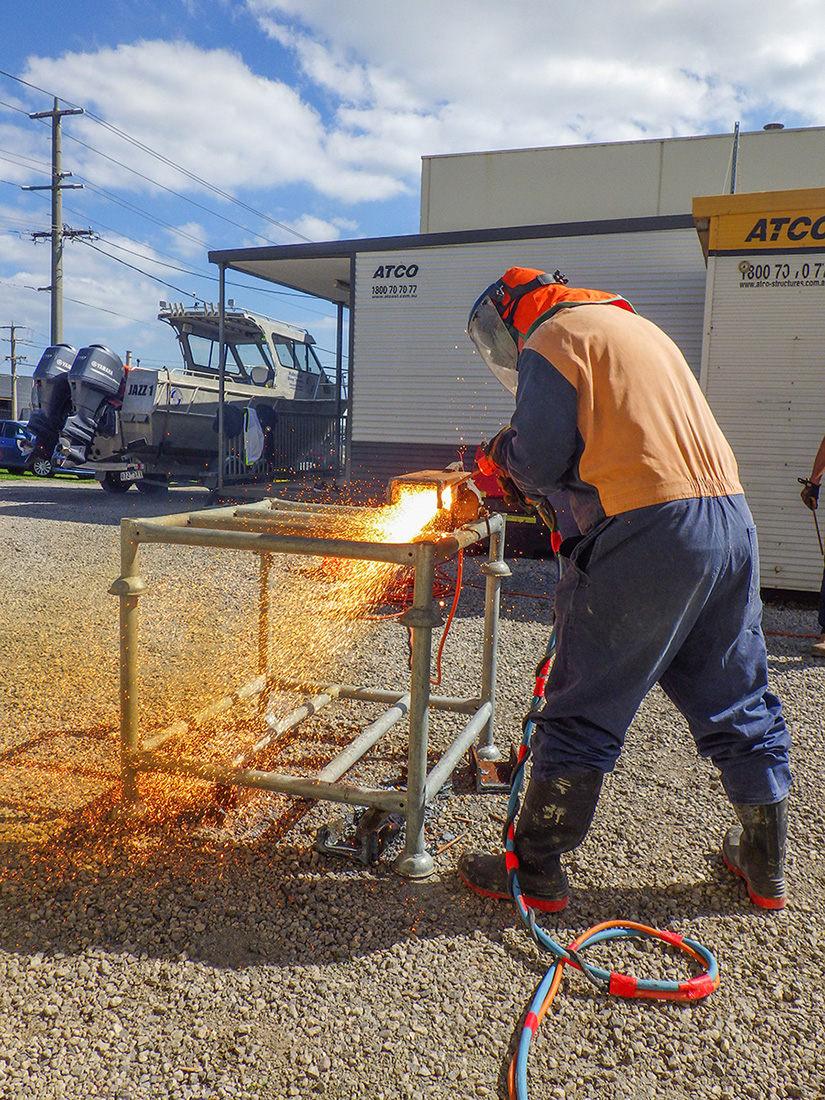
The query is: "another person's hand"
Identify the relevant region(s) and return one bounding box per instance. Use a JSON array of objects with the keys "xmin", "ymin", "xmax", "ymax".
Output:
[{"xmin": 799, "ymin": 478, "xmax": 820, "ymax": 510}]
